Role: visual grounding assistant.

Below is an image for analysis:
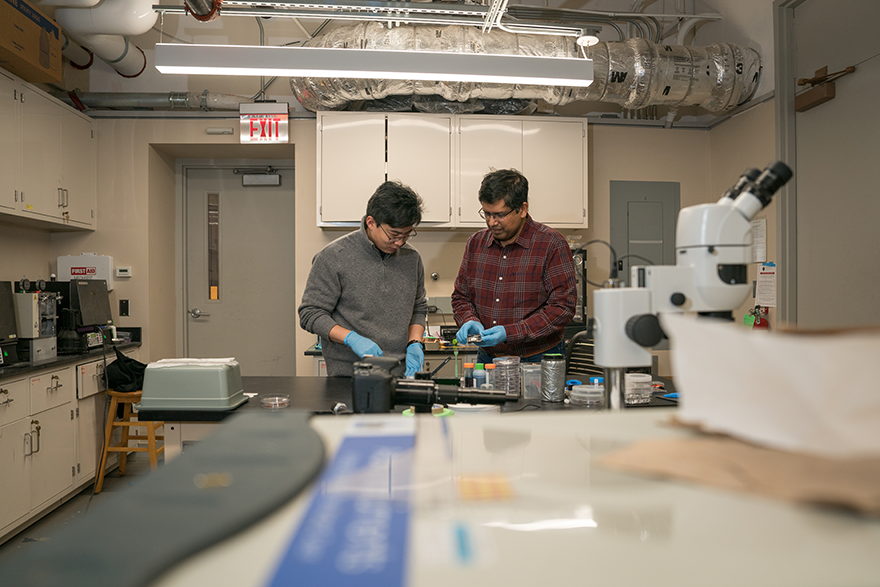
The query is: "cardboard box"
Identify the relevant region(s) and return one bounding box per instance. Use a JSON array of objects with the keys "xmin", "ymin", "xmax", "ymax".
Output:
[{"xmin": 0, "ymin": 0, "xmax": 62, "ymax": 84}]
